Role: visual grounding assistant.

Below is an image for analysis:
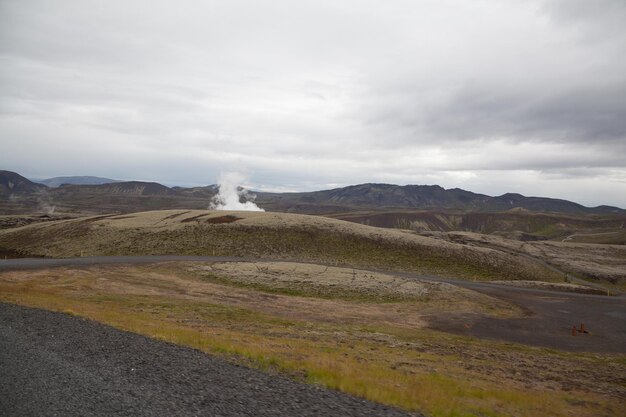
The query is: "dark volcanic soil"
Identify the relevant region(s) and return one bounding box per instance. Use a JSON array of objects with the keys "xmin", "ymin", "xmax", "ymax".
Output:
[
  {"xmin": 0, "ymin": 302, "xmax": 416, "ymax": 417},
  {"xmin": 421, "ymin": 281, "xmax": 626, "ymax": 353}
]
